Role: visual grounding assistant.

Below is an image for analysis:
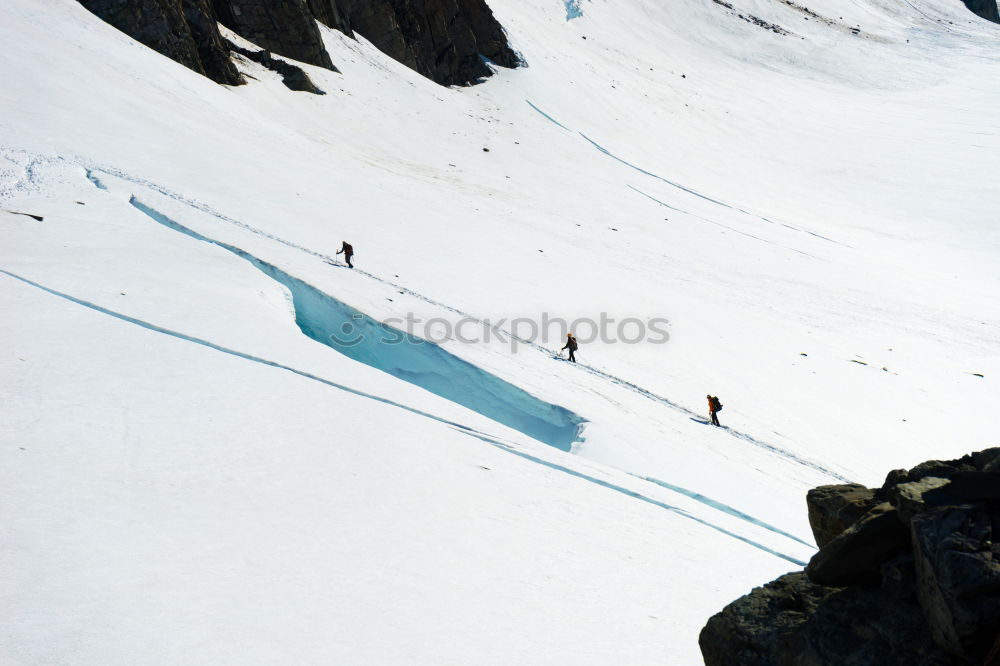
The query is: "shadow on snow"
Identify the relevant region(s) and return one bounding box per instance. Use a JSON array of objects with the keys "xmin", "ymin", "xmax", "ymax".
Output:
[{"xmin": 130, "ymin": 198, "xmax": 584, "ymax": 451}]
